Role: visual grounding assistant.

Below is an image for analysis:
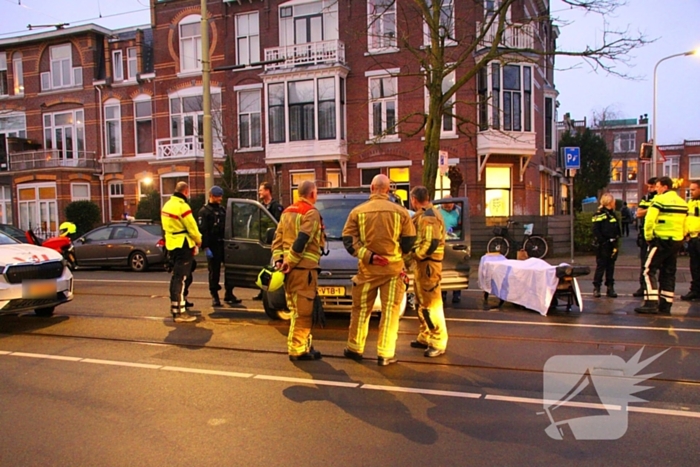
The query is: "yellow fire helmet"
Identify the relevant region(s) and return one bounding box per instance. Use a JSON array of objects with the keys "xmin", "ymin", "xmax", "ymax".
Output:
[
  {"xmin": 59, "ymin": 221, "xmax": 77, "ymax": 237},
  {"xmin": 256, "ymin": 266, "xmax": 285, "ymax": 292}
]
